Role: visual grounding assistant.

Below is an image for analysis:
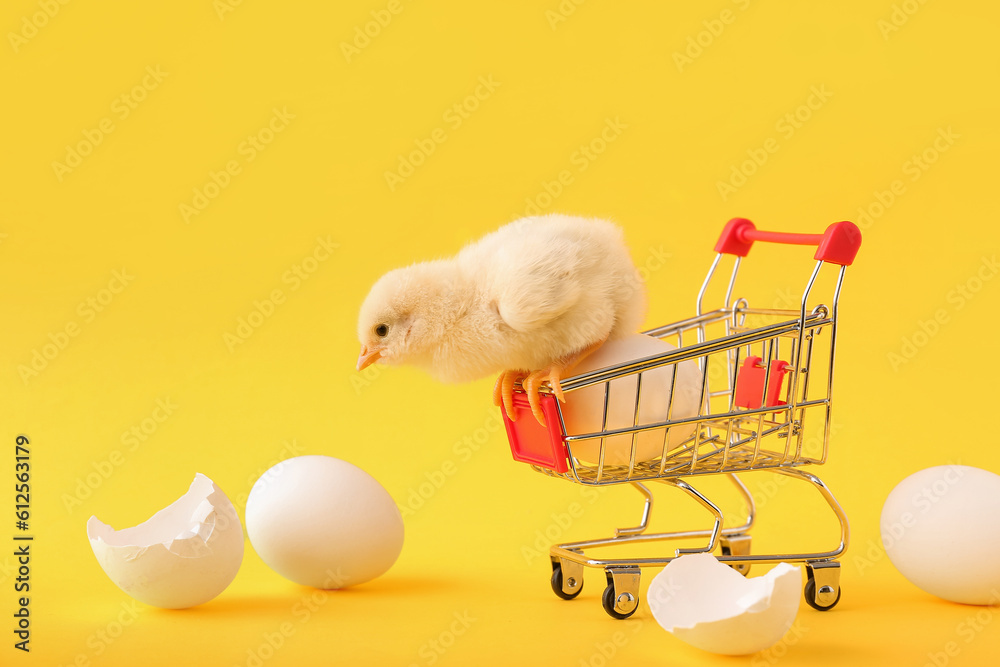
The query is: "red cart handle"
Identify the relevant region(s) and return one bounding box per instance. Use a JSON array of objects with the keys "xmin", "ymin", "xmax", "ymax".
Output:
[{"xmin": 714, "ymin": 218, "xmax": 862, "ymax": 266}]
